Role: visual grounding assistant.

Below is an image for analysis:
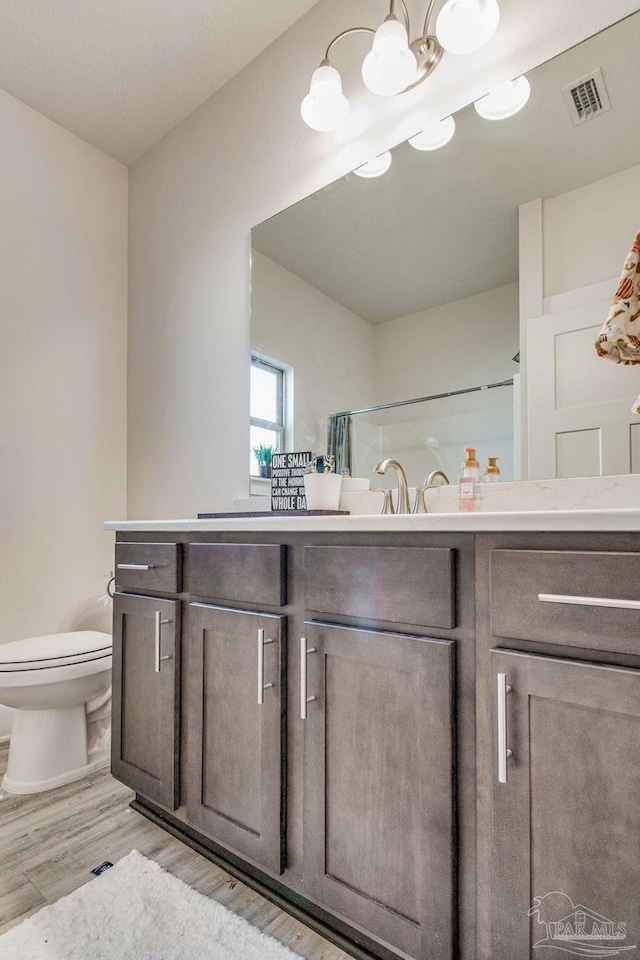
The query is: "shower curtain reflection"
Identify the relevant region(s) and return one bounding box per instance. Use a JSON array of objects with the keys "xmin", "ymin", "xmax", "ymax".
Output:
[{"xmin": 327, "ymin": 414, "xmax": 353, "ymax": 477}]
